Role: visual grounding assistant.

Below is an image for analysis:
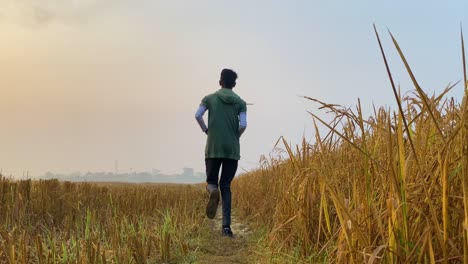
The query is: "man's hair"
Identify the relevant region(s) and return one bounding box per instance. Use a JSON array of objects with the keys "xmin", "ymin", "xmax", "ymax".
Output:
[{"xmin": 220, "ymin": 69, "xmax": 238, "ymax": 89}]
